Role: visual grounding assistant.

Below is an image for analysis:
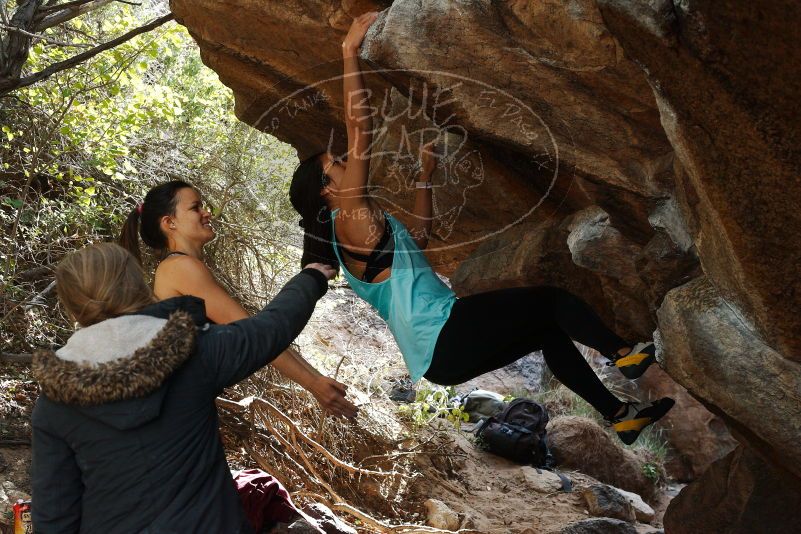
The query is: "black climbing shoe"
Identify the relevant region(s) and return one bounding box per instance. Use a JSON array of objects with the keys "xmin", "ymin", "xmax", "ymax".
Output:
[
  {"xmin": 609, "ymin": 342, "xmax": 656, "ymax": 380},
  {"xmin": 608, "ymin": 397, "xmax": 675, "ymax": 445}
]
